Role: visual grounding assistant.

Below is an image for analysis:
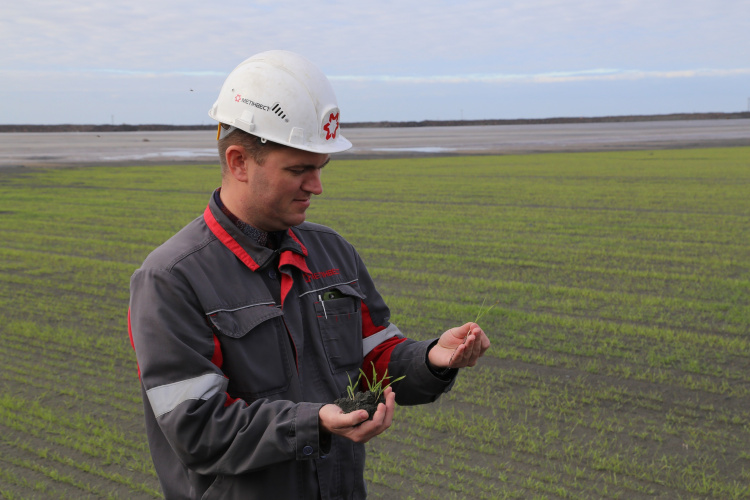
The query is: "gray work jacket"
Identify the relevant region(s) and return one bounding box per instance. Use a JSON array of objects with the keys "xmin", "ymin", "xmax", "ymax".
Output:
[{"xmin": 129, "ymin": 192, "xmax": 455, "ymax": 499}]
